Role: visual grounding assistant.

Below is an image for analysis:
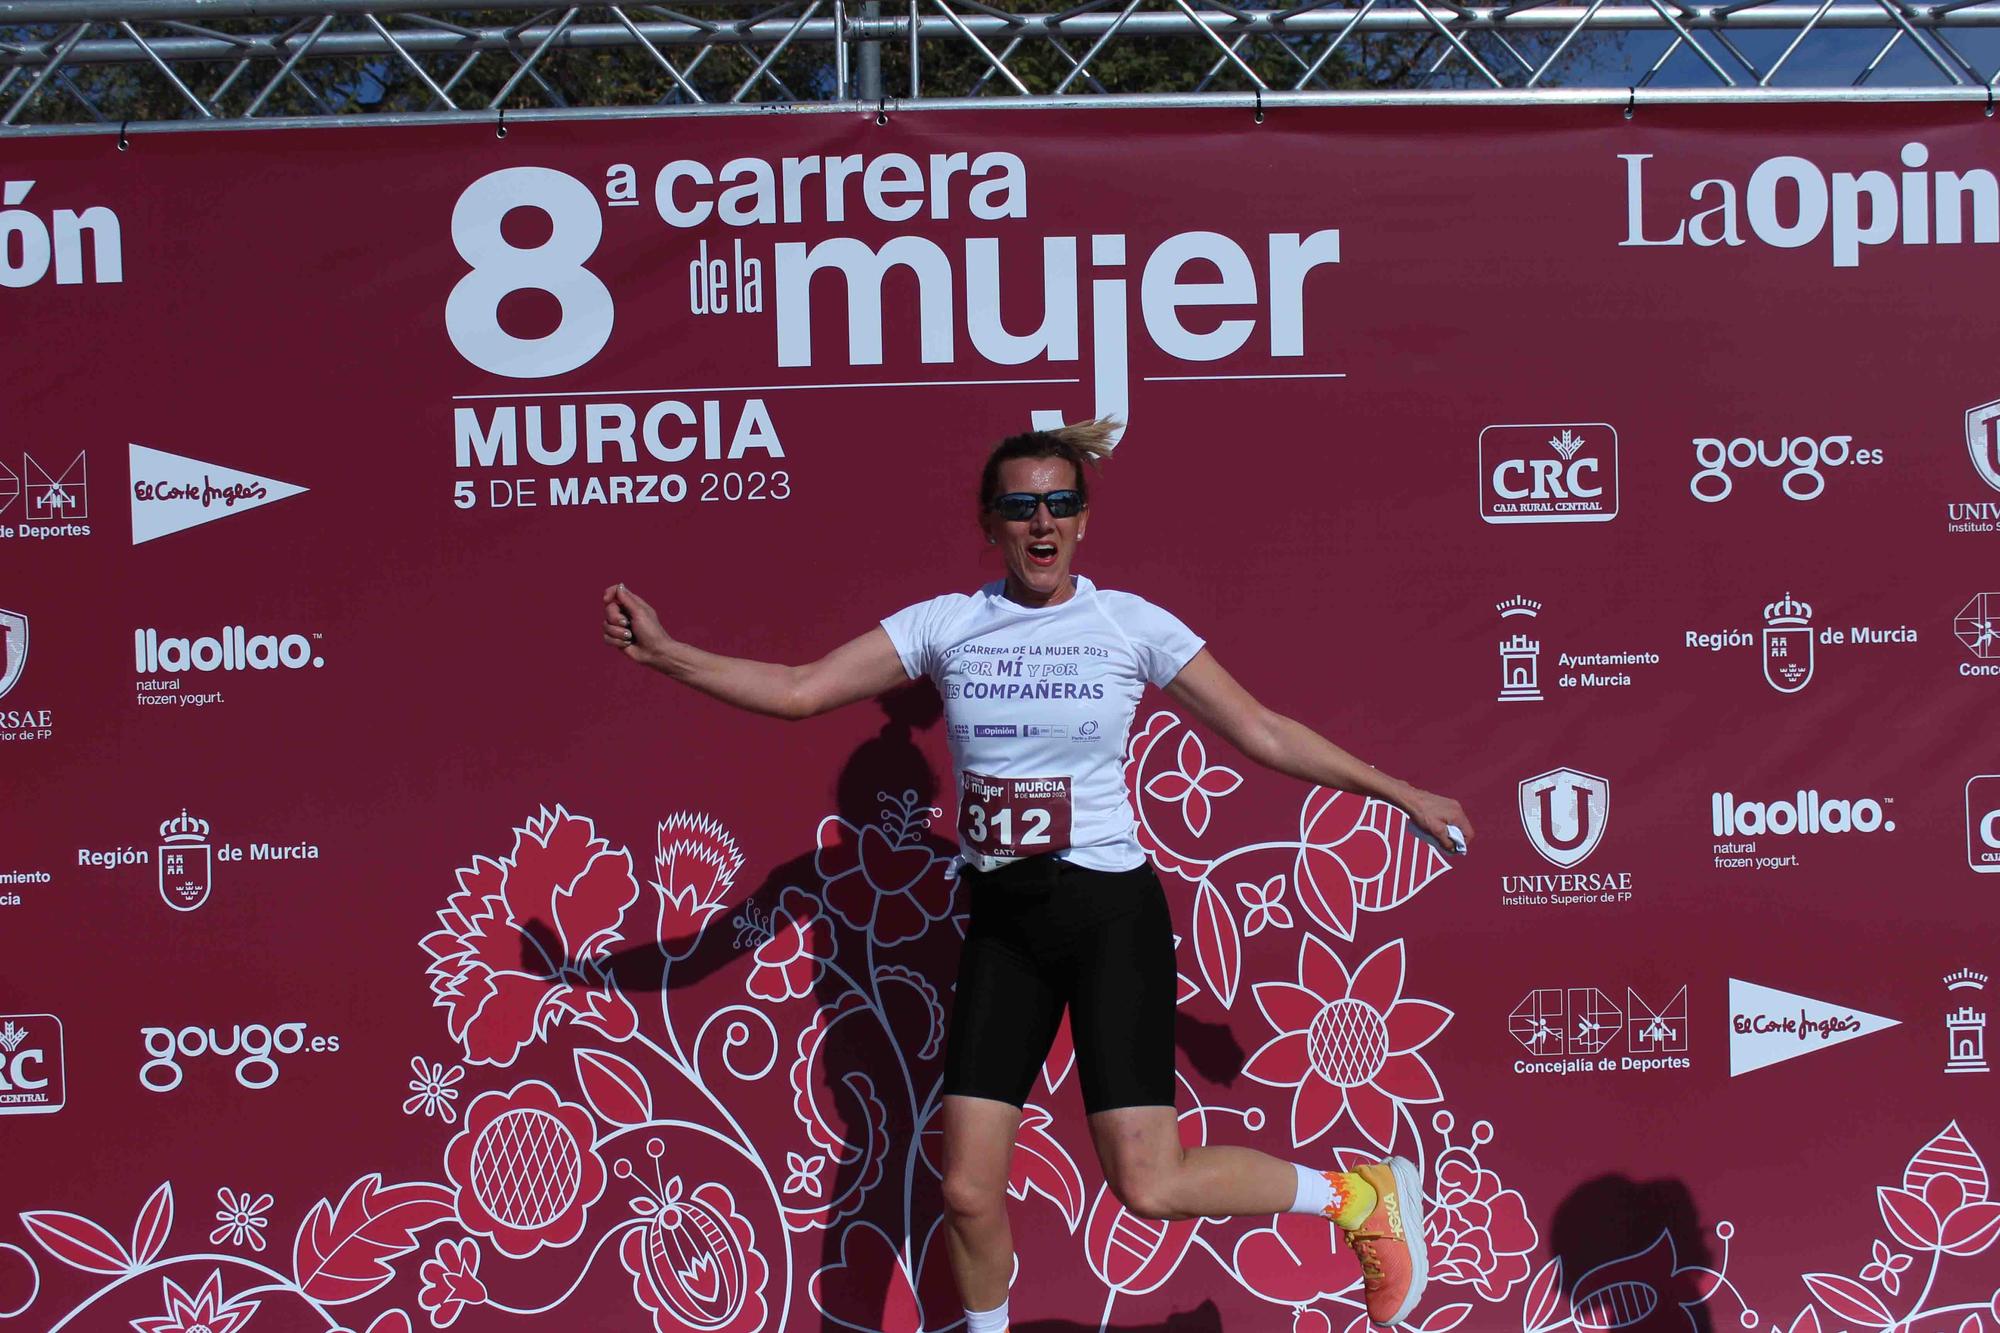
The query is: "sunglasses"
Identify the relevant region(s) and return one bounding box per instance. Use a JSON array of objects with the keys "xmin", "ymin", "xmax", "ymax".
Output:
[{"xmin": 987, "ymin": 489, "xmax": 1085, "ymax": 521}]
